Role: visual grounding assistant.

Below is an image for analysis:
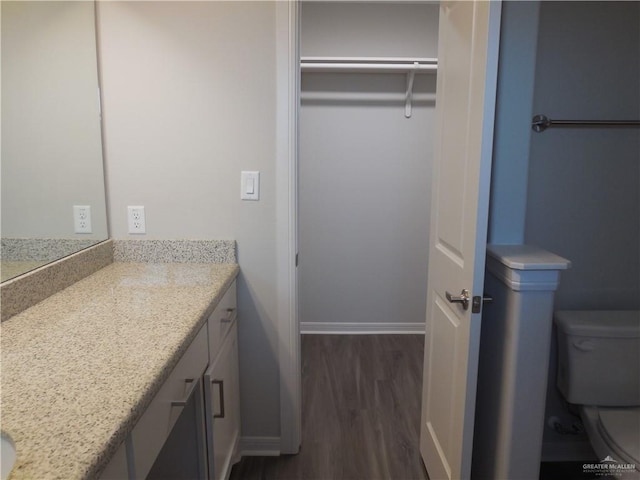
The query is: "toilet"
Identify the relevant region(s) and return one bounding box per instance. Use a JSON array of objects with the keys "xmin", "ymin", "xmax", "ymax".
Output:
[{"xmin": 554, "ymin": 310, "xmax": 640, "ymax": 475}]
